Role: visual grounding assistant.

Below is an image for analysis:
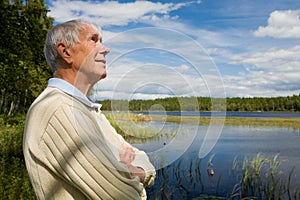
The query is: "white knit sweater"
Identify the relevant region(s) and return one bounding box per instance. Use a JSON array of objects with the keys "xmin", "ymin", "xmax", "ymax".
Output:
[{"xmin": 23, "ymin": 87, "xmax": 155, "ymax": 200}]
